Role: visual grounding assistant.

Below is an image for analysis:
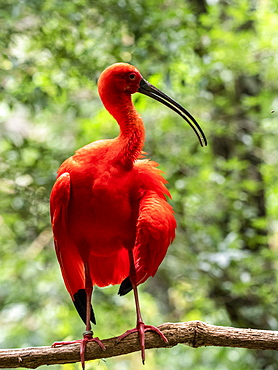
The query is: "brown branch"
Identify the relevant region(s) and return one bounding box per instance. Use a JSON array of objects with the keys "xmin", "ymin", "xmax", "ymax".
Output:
[{"xmin": 1, "ymin": 321, "xmax": 278, "ymax": 368}]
